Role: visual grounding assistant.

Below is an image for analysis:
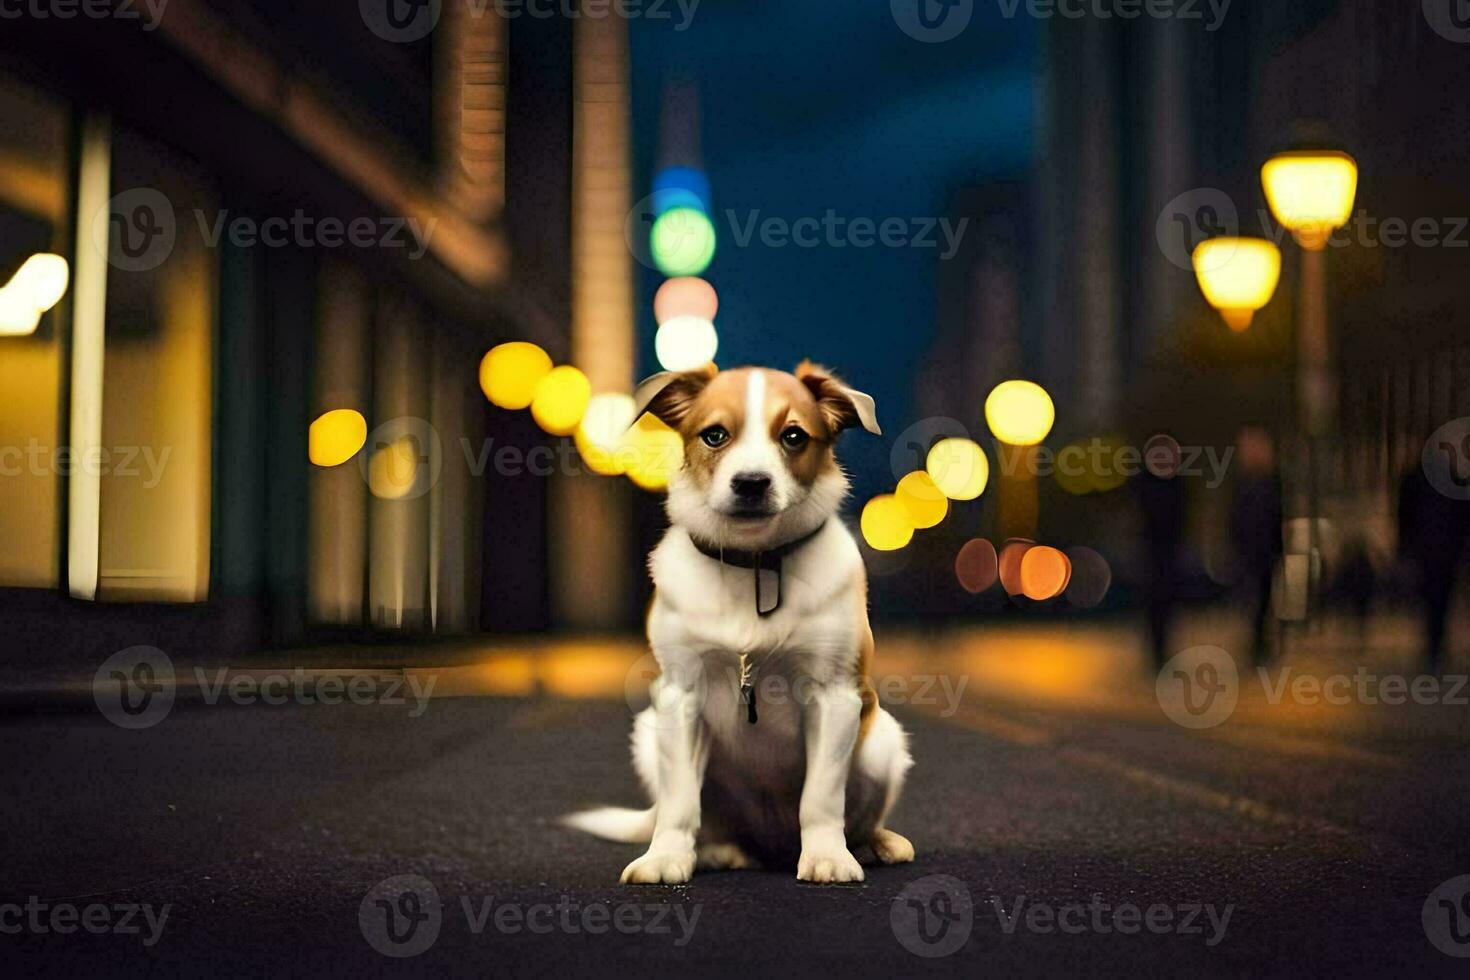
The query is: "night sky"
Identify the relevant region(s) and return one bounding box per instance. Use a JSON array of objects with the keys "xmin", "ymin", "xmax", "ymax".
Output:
[{"xmin": 630, "ymin": 1, "xmax": 1037, "ymax": 501}]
